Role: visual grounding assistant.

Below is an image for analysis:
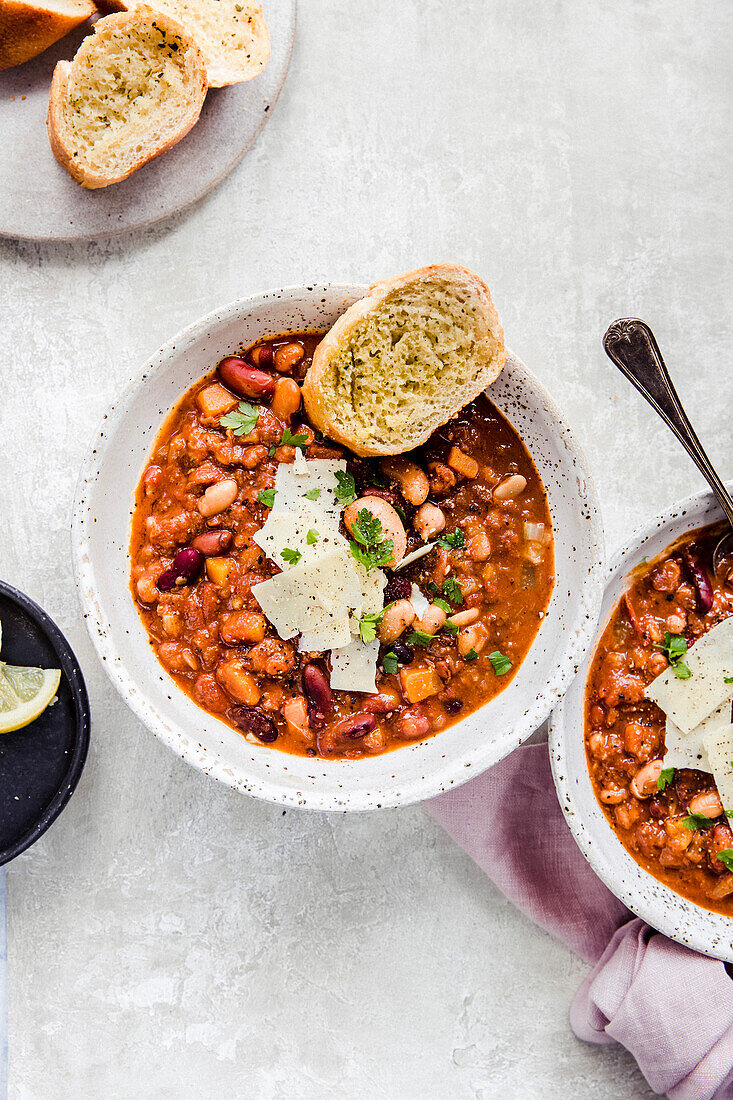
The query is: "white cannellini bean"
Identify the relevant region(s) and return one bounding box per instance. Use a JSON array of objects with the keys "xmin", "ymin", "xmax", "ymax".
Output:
[
  {"xmin": 199, "ymin": 478, "xmax": 238, "ymax": 517},
  {"xmin": 380, "ymin": 600, "xmax": 416, "ymax": 643},
  {"xmin": 416, "ymin": 604, "xmax": 447, "ymax": 636},
  {"xmin": 413, "ymin": 502, "xmax": 446, "ymax": 541},
  {"xmin": 448, "ymin": 607, "xmax": 480, "ymax": 627},
  {"xmin": 494, "ymin": 474, "xmax": 527, "ymax": 501}
]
